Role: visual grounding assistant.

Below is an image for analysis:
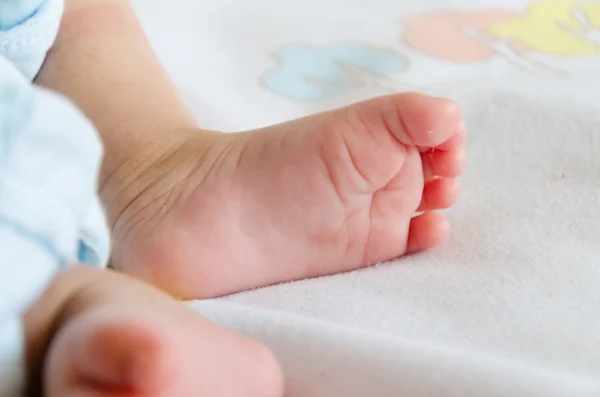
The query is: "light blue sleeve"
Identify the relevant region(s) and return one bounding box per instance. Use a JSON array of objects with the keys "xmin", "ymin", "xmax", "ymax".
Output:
[
  {"xmin": 0, "ymin": 53, "xmax": 110, "ymax": 395},
  {"xmin": 0, "ymin": 0, "xmax": 47, "ymax": 29},
  {"xmin": 0, "ymin": 0, "xmax": 64, "ymax": 80},
  {"xmin": 0, "ymin": 1, "xmax": 110, "ymax": 391}
]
